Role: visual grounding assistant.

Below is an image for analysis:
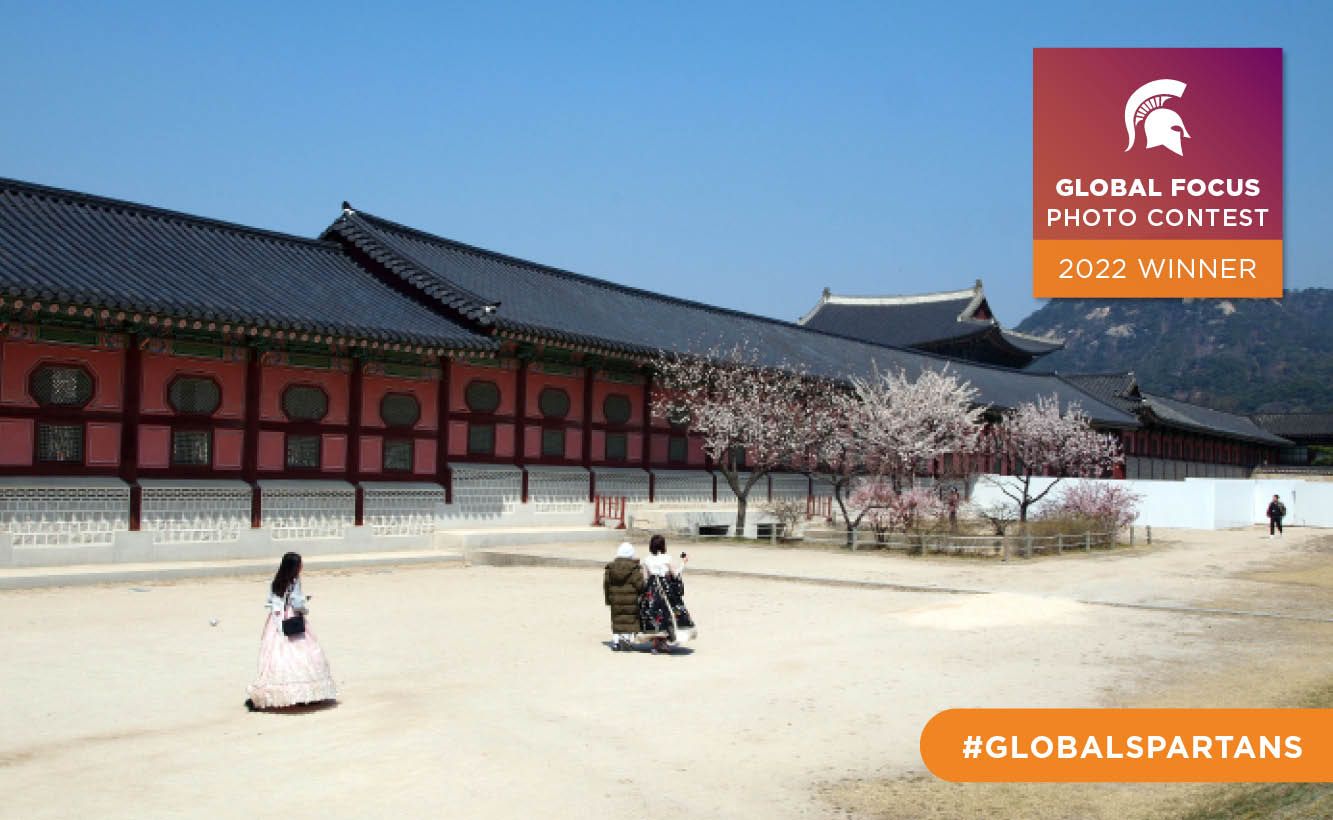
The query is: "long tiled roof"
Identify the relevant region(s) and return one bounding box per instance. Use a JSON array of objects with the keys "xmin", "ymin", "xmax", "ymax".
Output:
[
  {"xmin": 323, "ymin": 209, "xmax": 1137, "ymax": 426},
  {"xmin": 1251, "ymin": 413, "xmax": 1333, "ymax": 439},
  {"xmin": 1141, "ymin": 393, "xmax": 1290, "ymax": 446},
  {"xmin": 1063, "ymin": 373, "xmax": 1291, "ymax": 445},
  {"xmin": 0, "ymin": 178, "xmax": 494, "ymax": 350}
]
